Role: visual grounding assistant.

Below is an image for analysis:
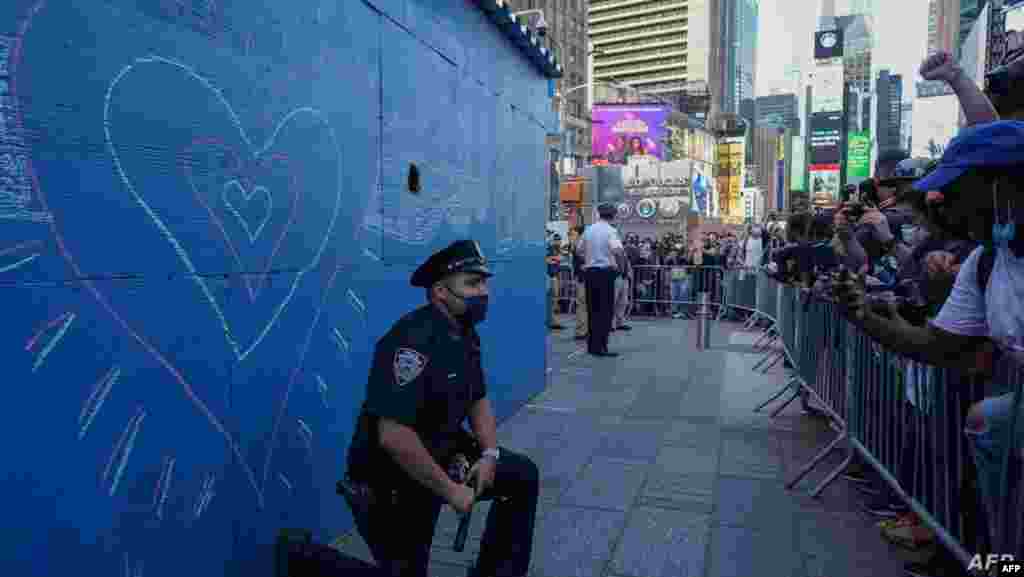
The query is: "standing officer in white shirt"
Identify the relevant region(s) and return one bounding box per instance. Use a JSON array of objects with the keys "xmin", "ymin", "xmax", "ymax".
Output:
[{"xmin": 579, "ymin": 203, "xmax": 625, "ymax": 357}]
